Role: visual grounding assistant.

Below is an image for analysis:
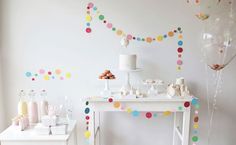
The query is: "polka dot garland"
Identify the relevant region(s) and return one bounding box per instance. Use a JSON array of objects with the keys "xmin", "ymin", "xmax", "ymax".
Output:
[
  {"xmin": 25, "ymin": 69, "xmax": 72, "ymax": 81},
  {"xmin": 85, "ymin": 2, "xmax": 184, "ymax": 70},
  {"xmin": 84, "ymin": 97, "xmax": 200, "ymax": 145}
]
